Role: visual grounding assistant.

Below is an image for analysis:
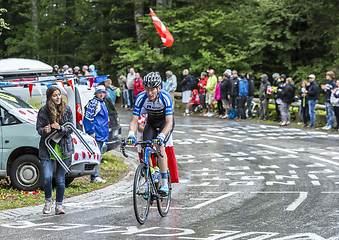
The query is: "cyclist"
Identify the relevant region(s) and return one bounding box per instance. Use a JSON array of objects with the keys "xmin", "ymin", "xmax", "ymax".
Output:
[{"xmin": 127, "ymin": 72, "xmax": 174, "ymax": 196}]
